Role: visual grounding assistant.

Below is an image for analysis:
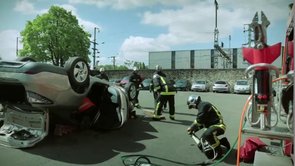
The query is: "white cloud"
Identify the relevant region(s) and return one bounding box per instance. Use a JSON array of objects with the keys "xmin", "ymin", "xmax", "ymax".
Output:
[
  {"xmin": 118, "ymin": 0, "xmax": 291, "ymax": 63},
  {"xmin": 68, "ymin": 0, "xmax": 196, "ymax": 10},
  {"xmin": 14, "ymin": 0, "xmax": 39, "ymax": 14},
  {"xmin": 119, "ymin": 36, "xmax": 170, "ymax": 64},
  {"xmin": 0, "ymin": 30, "xmax": 20, "ymax": 61},
  {"xmin": 9, "ymin": 0, "xmax": 292, "ymax": 65}
]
